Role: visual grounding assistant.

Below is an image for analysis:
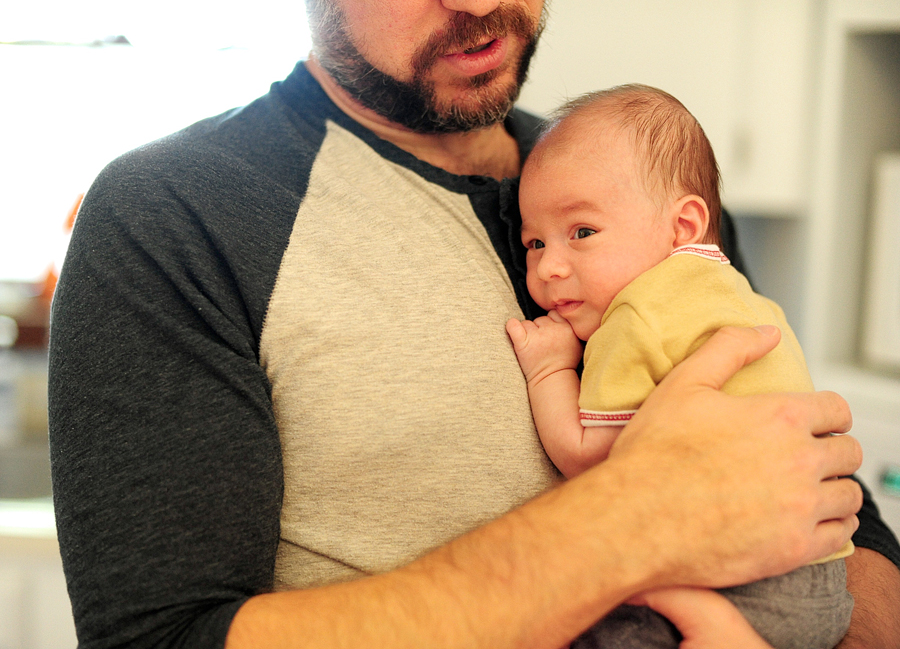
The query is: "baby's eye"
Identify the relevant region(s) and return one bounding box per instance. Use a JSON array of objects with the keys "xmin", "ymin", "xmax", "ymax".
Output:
[
  {"xmin": 574, "ymin": 227, "xmax": 597, "ymax": 239},
  {"xmin": 528, "ymin": 239, "xmax": 545, "ymax": 250}
]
